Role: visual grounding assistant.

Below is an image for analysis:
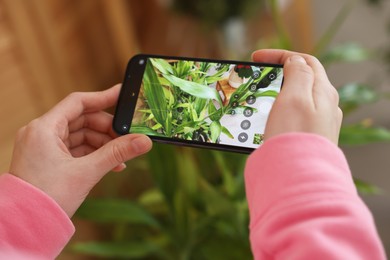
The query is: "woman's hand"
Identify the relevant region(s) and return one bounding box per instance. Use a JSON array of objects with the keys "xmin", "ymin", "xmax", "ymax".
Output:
[
  {"xmin": 252, "ymin": 49, "xmax": 343, "ymax": 144},
  {"xmin": 9, "ymin": 84, "xmax": 152, "ymax": 217}
]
